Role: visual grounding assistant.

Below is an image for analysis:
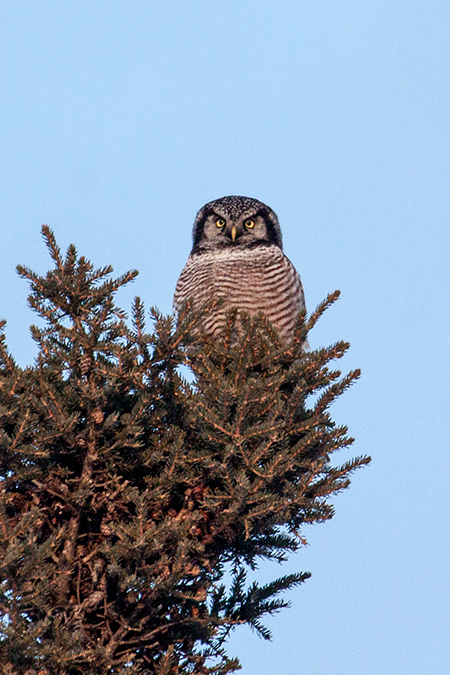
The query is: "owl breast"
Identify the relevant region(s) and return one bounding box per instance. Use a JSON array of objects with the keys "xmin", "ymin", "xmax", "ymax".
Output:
[{"xmin": 174, "ymin": 244, "xmax": 305, "ymax": 342}]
